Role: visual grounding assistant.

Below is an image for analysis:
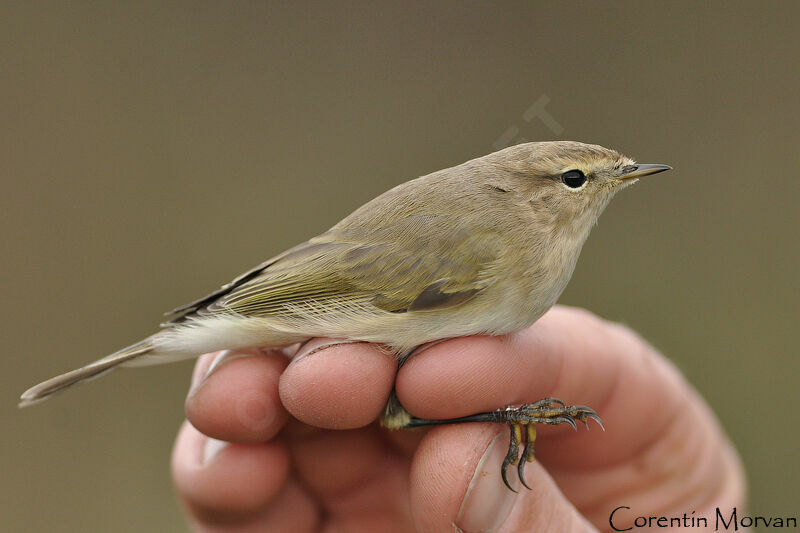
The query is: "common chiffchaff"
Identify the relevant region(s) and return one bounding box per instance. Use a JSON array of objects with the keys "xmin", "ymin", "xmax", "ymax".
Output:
[{"xmin": 21, "ymin": 140, "xmax": 670, "ymax": 489}]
